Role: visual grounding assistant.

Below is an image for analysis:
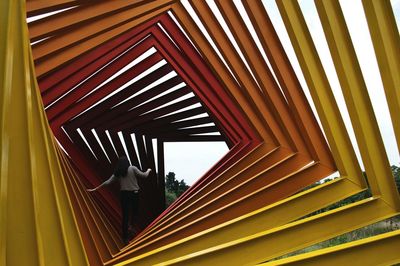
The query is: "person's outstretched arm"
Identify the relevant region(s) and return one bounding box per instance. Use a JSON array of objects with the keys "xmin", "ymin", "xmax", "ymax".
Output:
[
  {"xmin": 86, "ymin": 175, "xmax": 116, "ymax": 192},
  {"xmin": 133, "ymin": 166, "xmax": 152, "ymax": 178}
]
